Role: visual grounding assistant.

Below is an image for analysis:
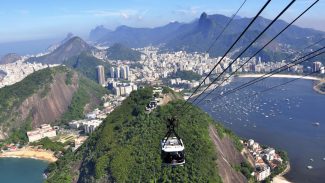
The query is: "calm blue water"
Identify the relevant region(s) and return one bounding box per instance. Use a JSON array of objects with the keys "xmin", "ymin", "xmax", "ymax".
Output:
[
  {"xmin": 0, "ymin": 158, "xmax": 48, "ymax": 183},
  {"xmin": 196, "ymin": 77, "xmax": 325, "ymax": 183}
]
